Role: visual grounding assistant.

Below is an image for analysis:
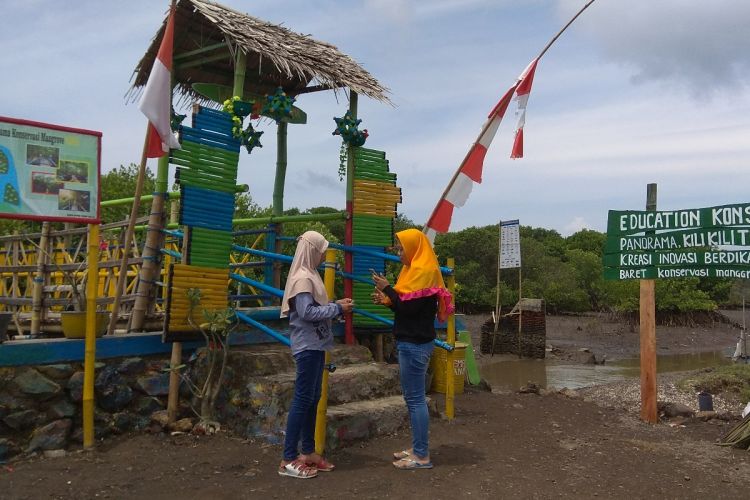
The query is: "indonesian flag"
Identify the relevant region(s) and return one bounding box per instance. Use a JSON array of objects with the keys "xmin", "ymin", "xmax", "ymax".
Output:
[
  {"xmin": 138, "ymin": 5, "xmax": 181, "ymax": 158},
  {"xmin": 510, "ymin": 58, "xmax": 538, "ymax": 159},
  {"xmin": 423, "ymin": 58, "xmax": 539, "ymax": 243}
]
